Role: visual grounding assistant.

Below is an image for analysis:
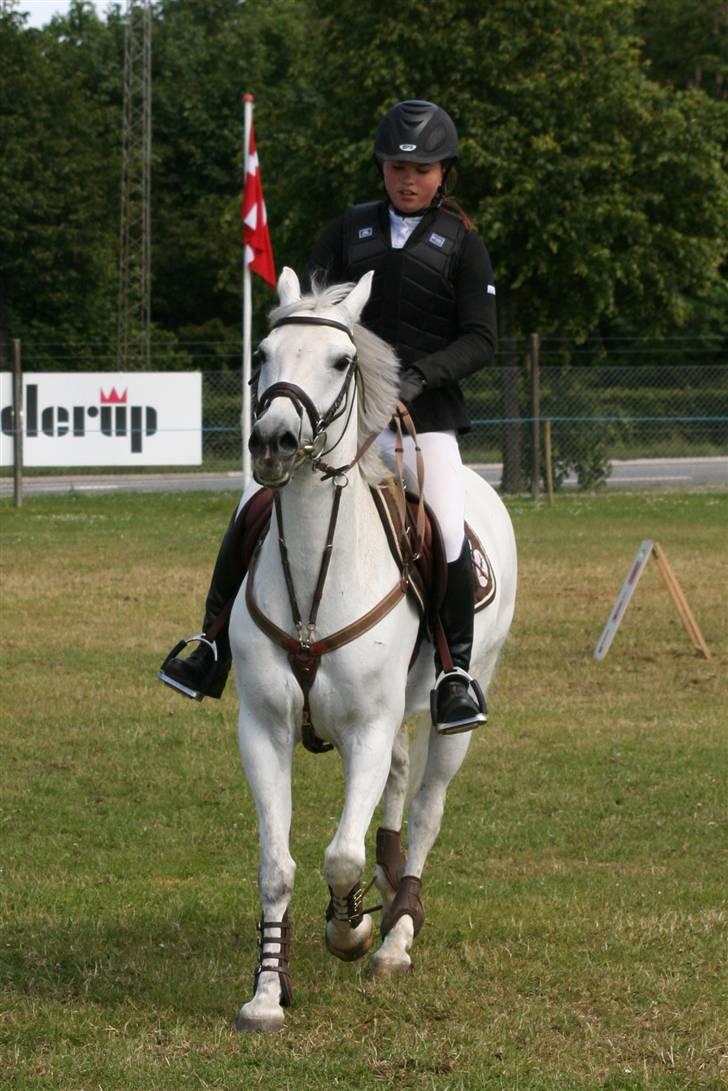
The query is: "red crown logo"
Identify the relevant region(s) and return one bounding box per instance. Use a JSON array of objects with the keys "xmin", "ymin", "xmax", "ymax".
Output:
[{"xmin": 100, "ymin": 386, "xmax": 128, "ymax": 405}]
